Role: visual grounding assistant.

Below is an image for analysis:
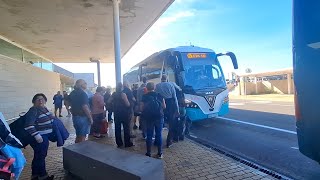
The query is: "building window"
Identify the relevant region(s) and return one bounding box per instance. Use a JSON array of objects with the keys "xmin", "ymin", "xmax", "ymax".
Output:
[
  {"xmin": 0, "ymin": 38, "xmax": 53, "ymax": 72},
  {"xmin": 0, "ymin": 38, "xmax": 23, "ymax": 61},
  {"xmin": 41, "ymin": 59, "xmax": 53, "ymax": 71}
]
